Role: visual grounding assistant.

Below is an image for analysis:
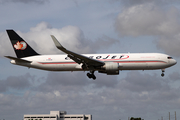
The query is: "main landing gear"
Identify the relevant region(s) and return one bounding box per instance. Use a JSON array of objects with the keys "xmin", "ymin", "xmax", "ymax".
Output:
[
  {"xmin": 161, "ymin": 69, "xmax": 165, "ymax": 77},
  {"xmin": 87, "ymin": 70, "xmax": 96, "ymax": 80}
]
